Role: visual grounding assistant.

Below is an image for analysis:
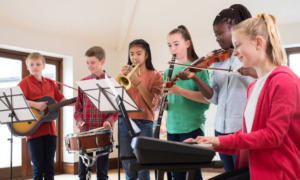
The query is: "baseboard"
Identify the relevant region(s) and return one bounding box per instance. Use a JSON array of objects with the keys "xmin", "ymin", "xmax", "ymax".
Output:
[
  {"xmin": 62, "ymin": 162, "xmax": 79, "ymax": 175},
  {"xmin": 63, "ymin": 158, "xmax": 121, "ymax": 175},
  {"xmin": 109, "ymin": 158, "xmax": 121, "ymax": 169}
]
